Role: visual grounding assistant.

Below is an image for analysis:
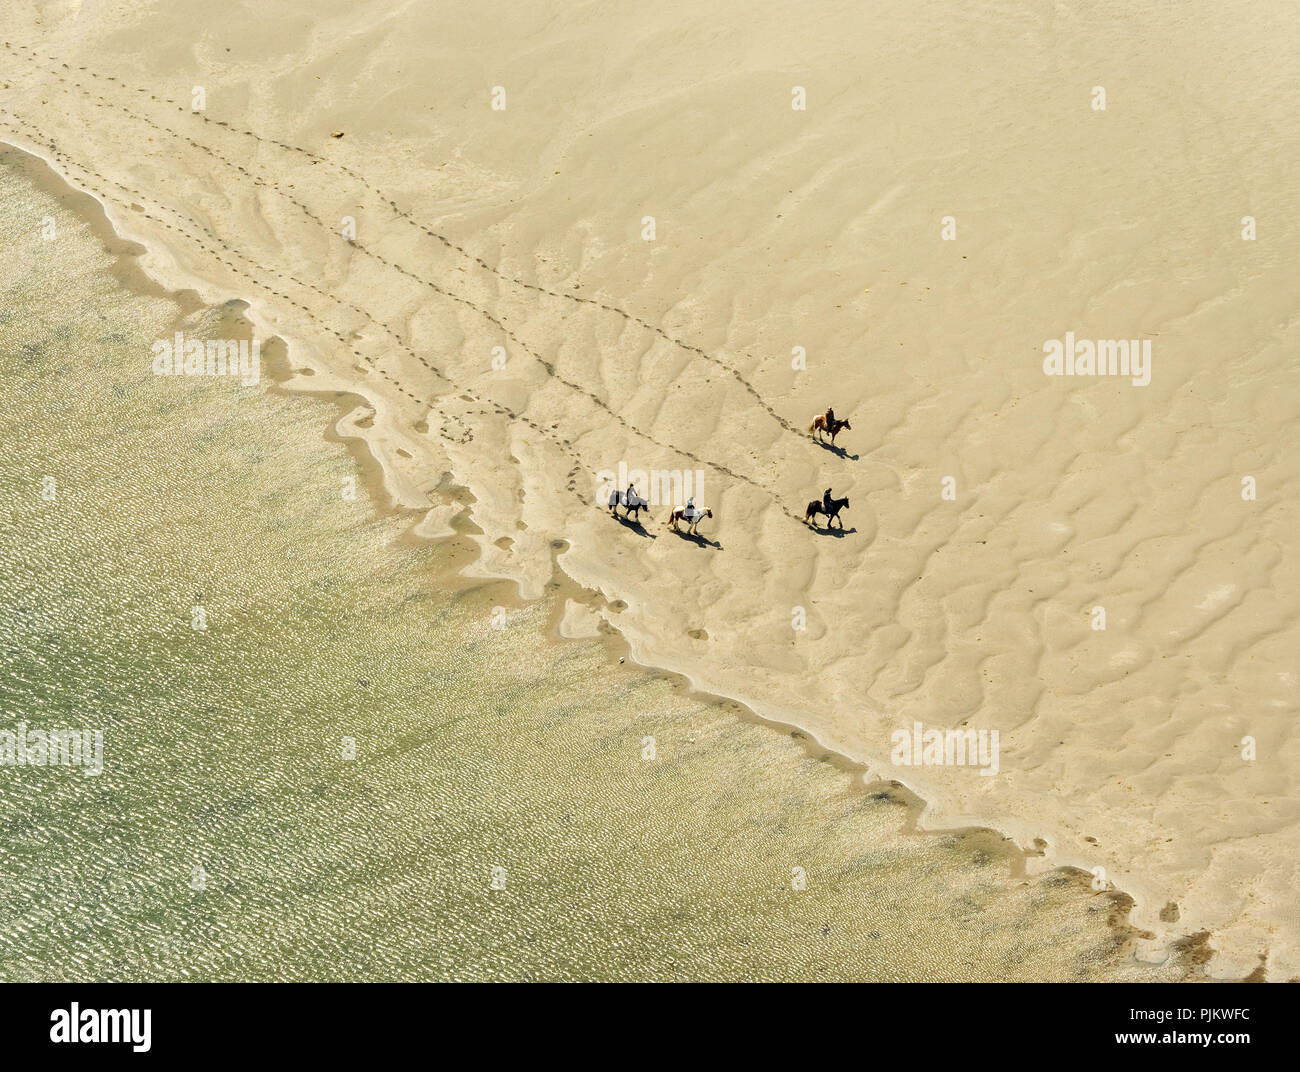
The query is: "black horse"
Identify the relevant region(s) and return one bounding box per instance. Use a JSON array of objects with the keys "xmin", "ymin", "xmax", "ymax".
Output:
[
  {"xmin": 804, "ymin": 493, "xmax": 849, "ymax": 529},
  {"xmin": 609, "ymin": 488, "xmax": 652, "ymax": 523}
]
